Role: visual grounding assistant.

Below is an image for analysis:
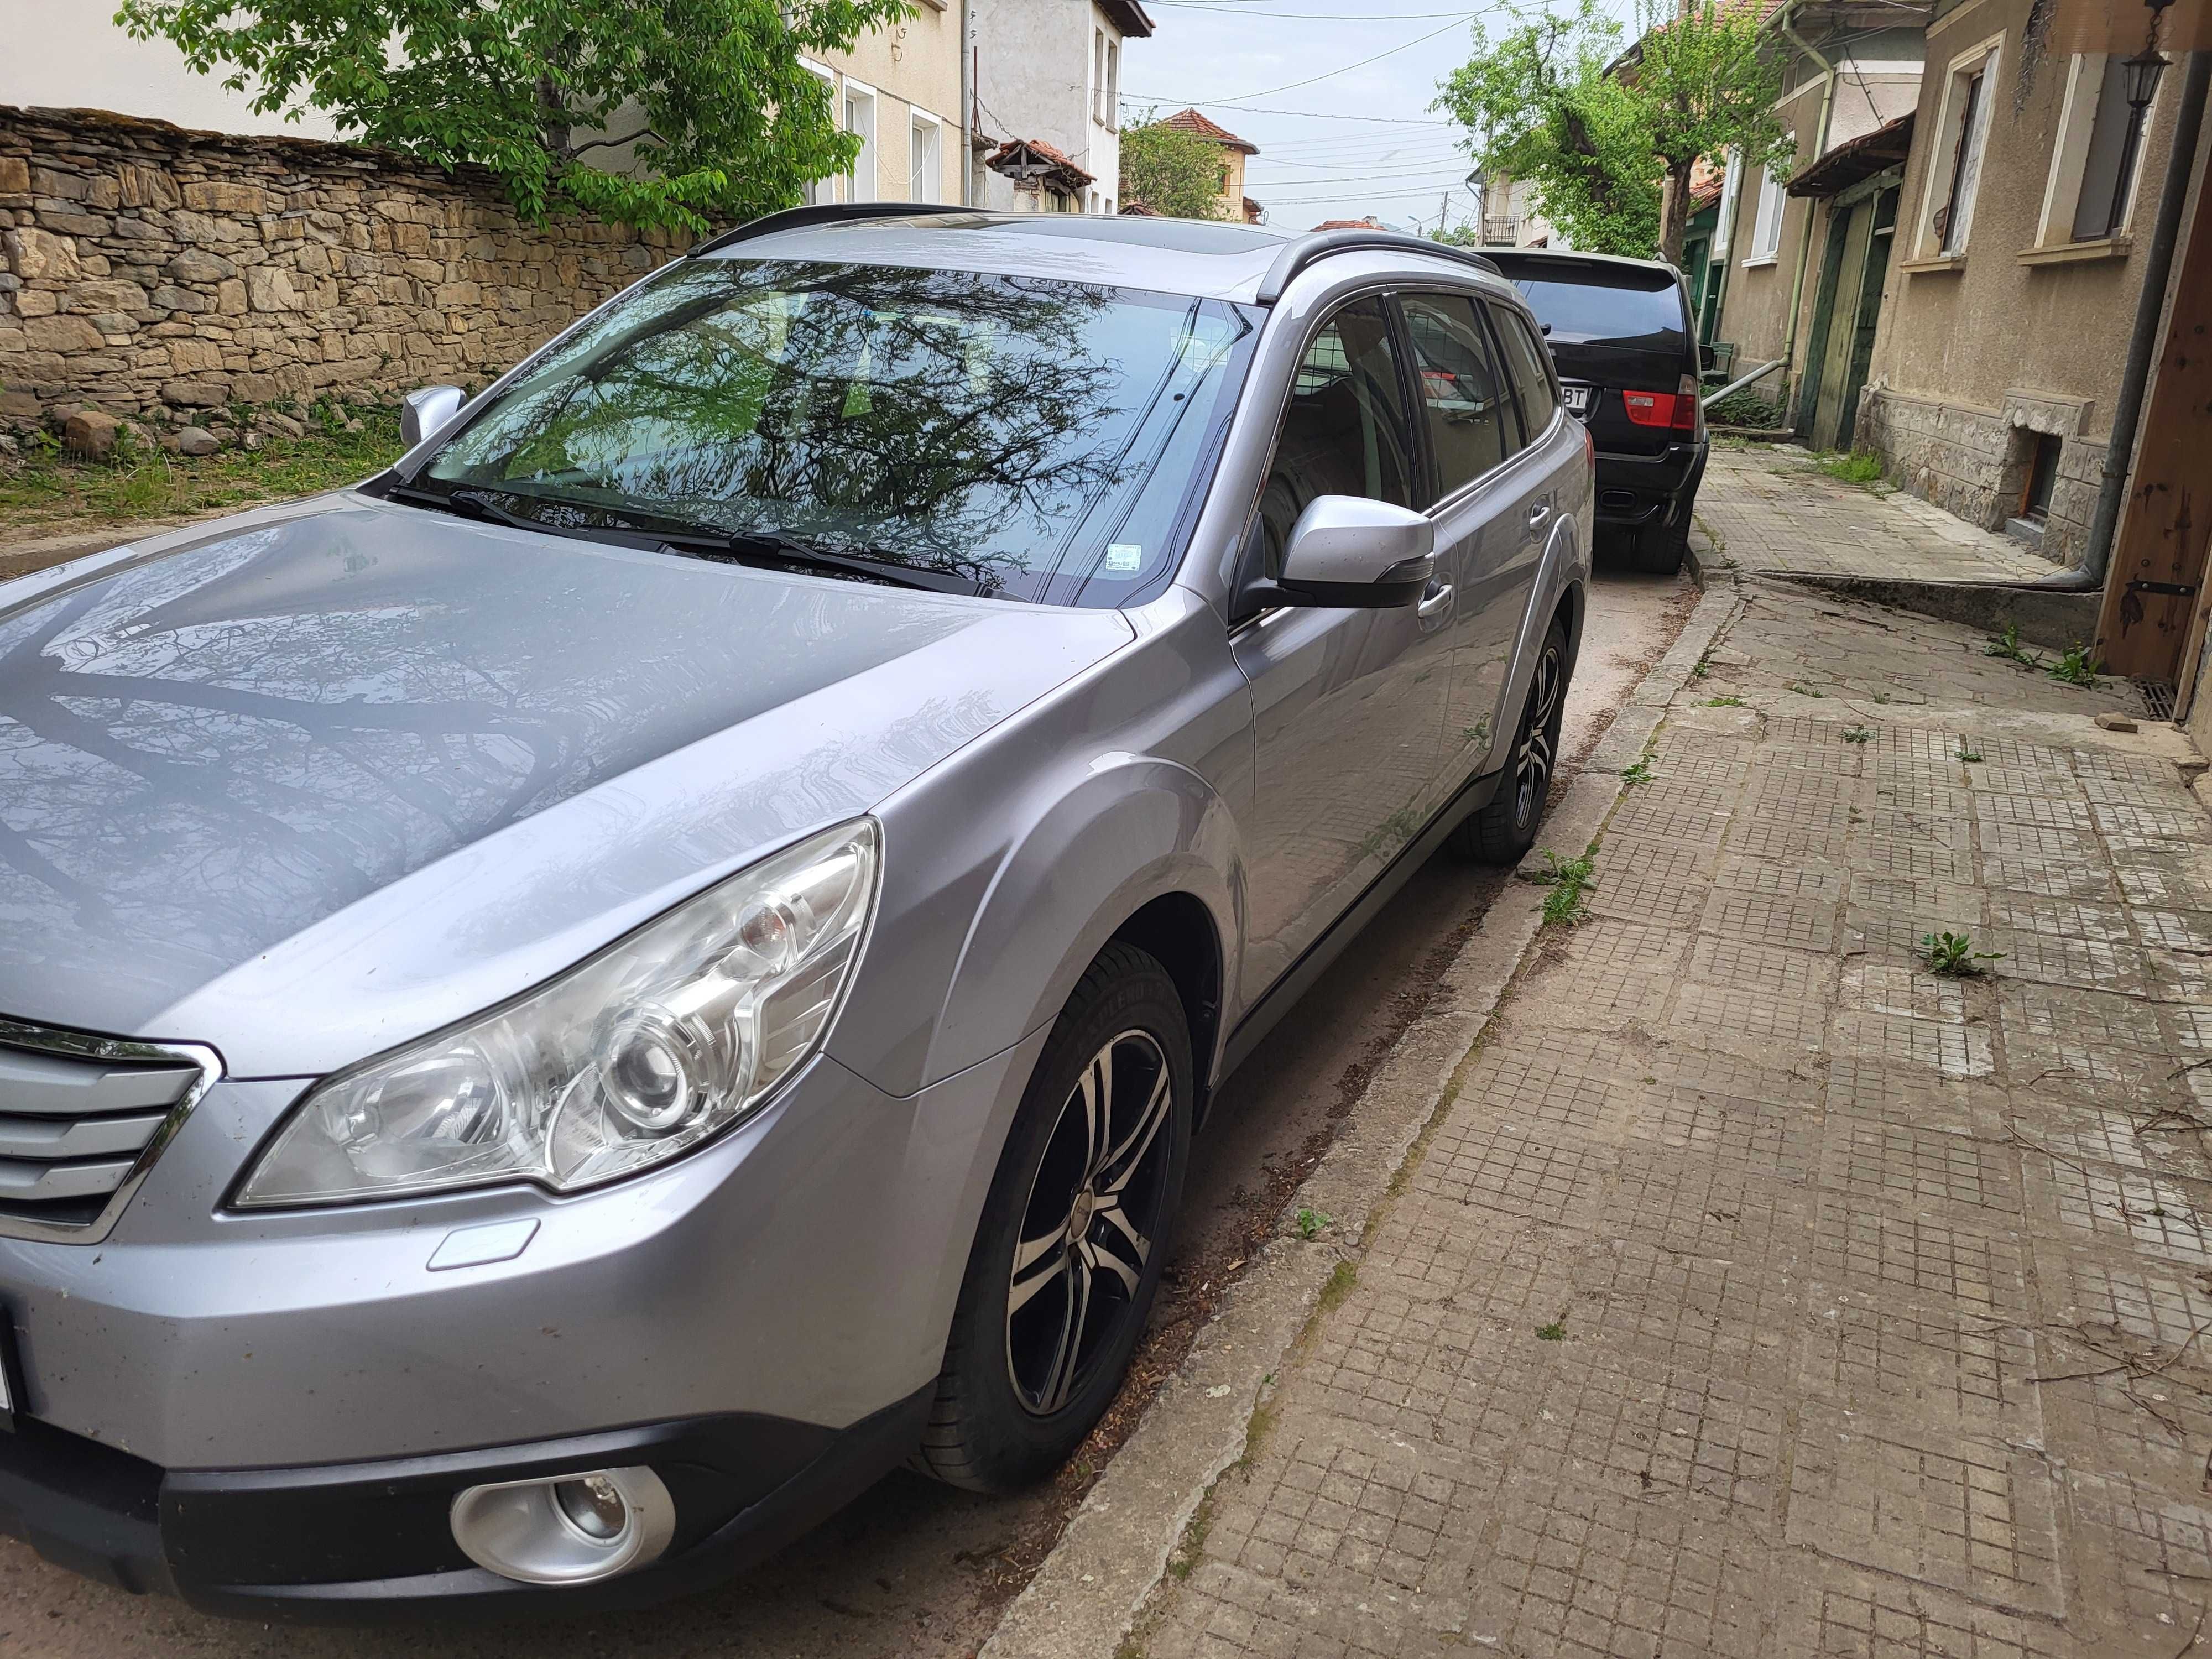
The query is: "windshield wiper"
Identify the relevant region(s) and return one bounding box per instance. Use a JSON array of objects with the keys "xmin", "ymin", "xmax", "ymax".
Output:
[
  {"xmin": 653, "ymin": 528, "xmax": 984, "ymax": 597},
  {"xmin": 383, "ymin": 481, "xmax": 547, "ymax": 534}
]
